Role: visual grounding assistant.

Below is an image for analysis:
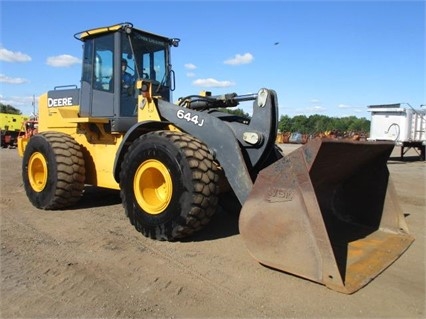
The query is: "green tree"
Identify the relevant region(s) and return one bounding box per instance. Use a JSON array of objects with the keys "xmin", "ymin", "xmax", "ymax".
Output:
[
  {"xmin": 218, "ymin": 108, "xmax": 250, "ymax": 119},
  {"xmin": 307, "ymin": 114, "xmax": 333, "ymax": 134},
  {"xmin": 348, "ymin": 117, "xmax": 370, "ymax": 132},
  {"xmin": 278, "ymin": 115, "xmax": 292, "ymax": 132},
  {"xmin": 0, "ymin": 103, "xmax": 22, "ymax": 115},
  {"xmin": 291, "ymin": 115, "xmax": 309, "ymax": 133}
]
